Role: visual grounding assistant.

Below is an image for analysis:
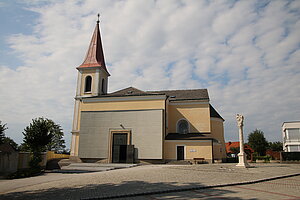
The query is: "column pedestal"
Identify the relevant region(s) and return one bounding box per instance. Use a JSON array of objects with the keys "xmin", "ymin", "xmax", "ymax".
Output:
[{"xmin": 236, "ymin": 152, "xmax": 250, "ymax": 167}]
